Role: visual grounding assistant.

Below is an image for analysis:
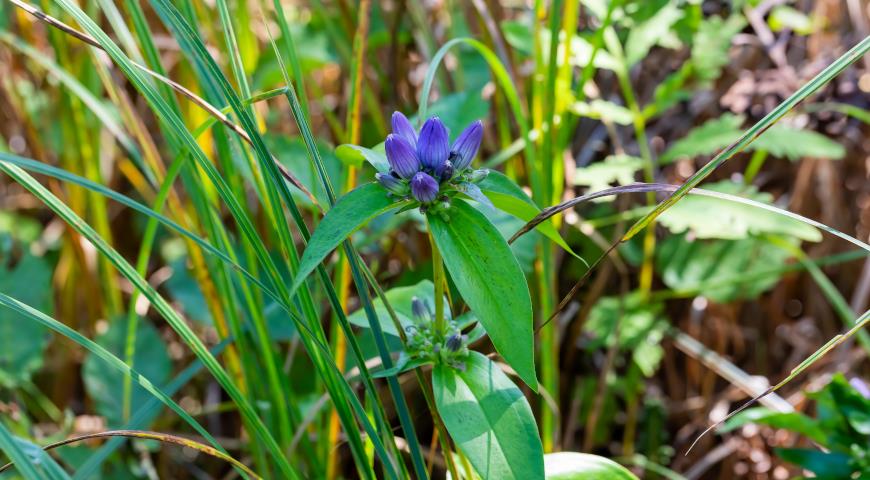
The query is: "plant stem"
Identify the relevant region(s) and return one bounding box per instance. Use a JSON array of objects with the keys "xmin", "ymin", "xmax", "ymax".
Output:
[{"xmin": 431, "ymin": 229, "xmax": 447, "ymax": 336}]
